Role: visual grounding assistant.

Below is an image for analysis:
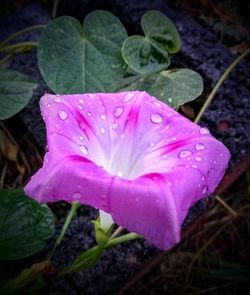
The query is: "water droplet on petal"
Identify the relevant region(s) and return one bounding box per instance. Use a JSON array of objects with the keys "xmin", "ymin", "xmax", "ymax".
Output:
[
  {"xmin": 78, "ymin": 105, "xmax": 83, "ymax": 110},
  {"xmin": 47, "ymin": 103, "xmax": 51, "ymax": 108},
  {"xmin": 100, "ymin": 127, "xmax": 106, "ymax": 134},
  {"xmin": 86, "ymin": 111, "xmax": 92, "ymax": 117},
  {"xmin": 112, "ymin": 122, "xmax": 118, "ymax": 130},
  {"xmin": 100, "ymin": 114, "xmax": 107, "ymax": 120},
  {"xmin": 113, "ymin": 106, "xmax": 124, "ymax": 118},
  {"xmin": 79, "ymin": 145, "xmax": 88, "ymax": 155},
  {"xmin": 163, "ymin": 155, "xmax": 168, "ymax": 159},
  {"xmin": 192, "ymin": 164, "xmax": 198, "ymax": 169},
  {"xmin": 195, "ymin": 143, "xmax": 205, "ymax": 151},
  {"xmin": 202, "ymin": 186, "xmax": 208, "ymax": 194},
  {"xmin": 88, "ymin": 94, "xmax": 95, "ymax": 98},
  {"xmin": 149, "ymin": 141, "xmax": 155, "ymax": 147},
  {"xmin": 73, "ymin": 192, "xmax": 81, "ymax": 199},
  {"xmin": 58, "ymin": 110, "xmax": 68, "ymax": 120},
  {"xmin": 122, "ymin": 92, "xmax": 135, "ymax": 103},
  {"xmin": 79, "ymin": 136, "xmax": 84, "ymax": 141},
  {"xmin": 195, "ymin": 156, "xmax": 202, "ymax": 162},
  {"xmin": 200, "ymin": 127, "xmax": 209, "ymax": 134},
  {"xmin": 179, "ymin": 150, "xmax": 192, "ymax": 158},
  {"xmin": 201, "ymin": 176, "xmax": 205, "ymax": 182},
  {"xmin": 153, "ymin": 101, "xmax": 162, "ymax": 108},
  {"xmin": 78, "ymin": 98, "xmax": 84, "ymax": 104},
  {"xmin": 150, "ymin": 113, "xmax": 163, "ymax": 124},
  {"xmin": 79, "ymin": 122, "xmax": 86, "ymax": 130}
]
